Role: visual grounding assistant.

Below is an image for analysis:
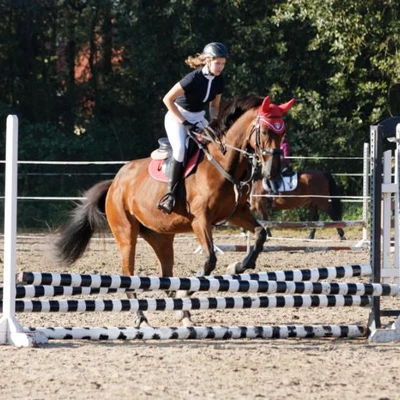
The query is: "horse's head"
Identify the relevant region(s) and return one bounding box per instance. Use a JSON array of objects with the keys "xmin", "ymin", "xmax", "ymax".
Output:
[{"xmin": 250, "ymin": 96, "xmax": 295, "ymax": 180}]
